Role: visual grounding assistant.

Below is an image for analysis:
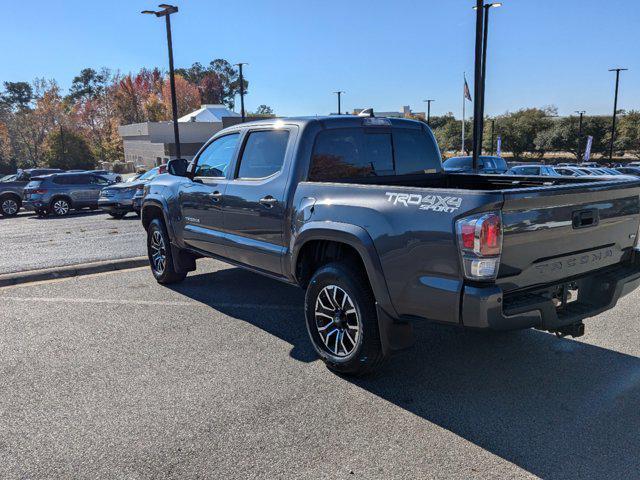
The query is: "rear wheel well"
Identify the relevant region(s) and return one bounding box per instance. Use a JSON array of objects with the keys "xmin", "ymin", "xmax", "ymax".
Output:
[
  {"xmin": 142, "ymin": 204, "xmax": 165, "ymax": 231},
  {"xmin": 296, "ymin": 240, "xmax": 369, "ymax": 289}
]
